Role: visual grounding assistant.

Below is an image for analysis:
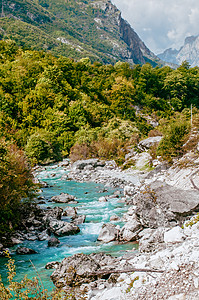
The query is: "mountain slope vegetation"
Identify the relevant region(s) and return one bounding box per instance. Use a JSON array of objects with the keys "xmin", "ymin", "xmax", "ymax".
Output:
[
  {"xmin": 0, "ymin": 41, "xmax": 198, "ymax": 165},
  {"xmin": 0, "ymin": 0, "xmax": 160, "ymax": 65}
]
